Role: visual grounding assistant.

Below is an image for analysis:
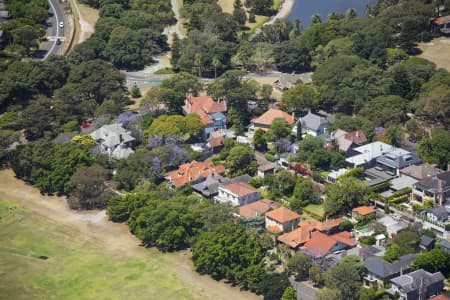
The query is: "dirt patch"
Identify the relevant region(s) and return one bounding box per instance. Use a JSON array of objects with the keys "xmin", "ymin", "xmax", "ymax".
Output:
[
  {"xmin": 218, "ymin": 0, "xmax": 234, "ymax": 13},
  {"xmin": 0, "ymin": 169, "xmax": 261, "ymax": 300},
  {"xmin": 419, "ymin": 37, "xmax": 450, "ymax": 71},
  {"xmin": 70, "ymin": 0, "xmax": 97, "ymax": 44}
]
